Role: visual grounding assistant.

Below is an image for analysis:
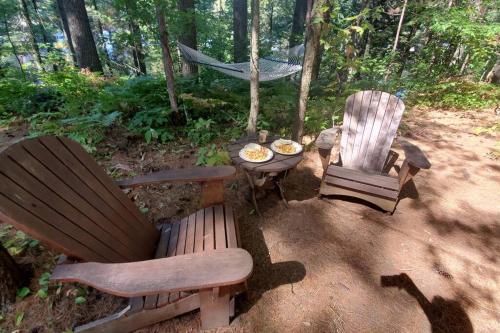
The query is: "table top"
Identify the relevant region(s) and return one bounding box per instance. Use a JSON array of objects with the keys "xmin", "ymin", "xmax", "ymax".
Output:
[{"xmin": 228, "ymin": 135, "xmax": 303, "ymax": 173}]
